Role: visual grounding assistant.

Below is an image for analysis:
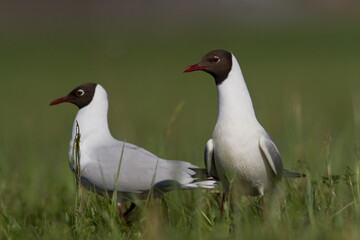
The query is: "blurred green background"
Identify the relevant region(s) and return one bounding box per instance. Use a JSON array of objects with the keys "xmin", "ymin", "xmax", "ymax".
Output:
[{"xmin": 1, "ymin": 1, "xmax": 360, "ymax": 239}]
